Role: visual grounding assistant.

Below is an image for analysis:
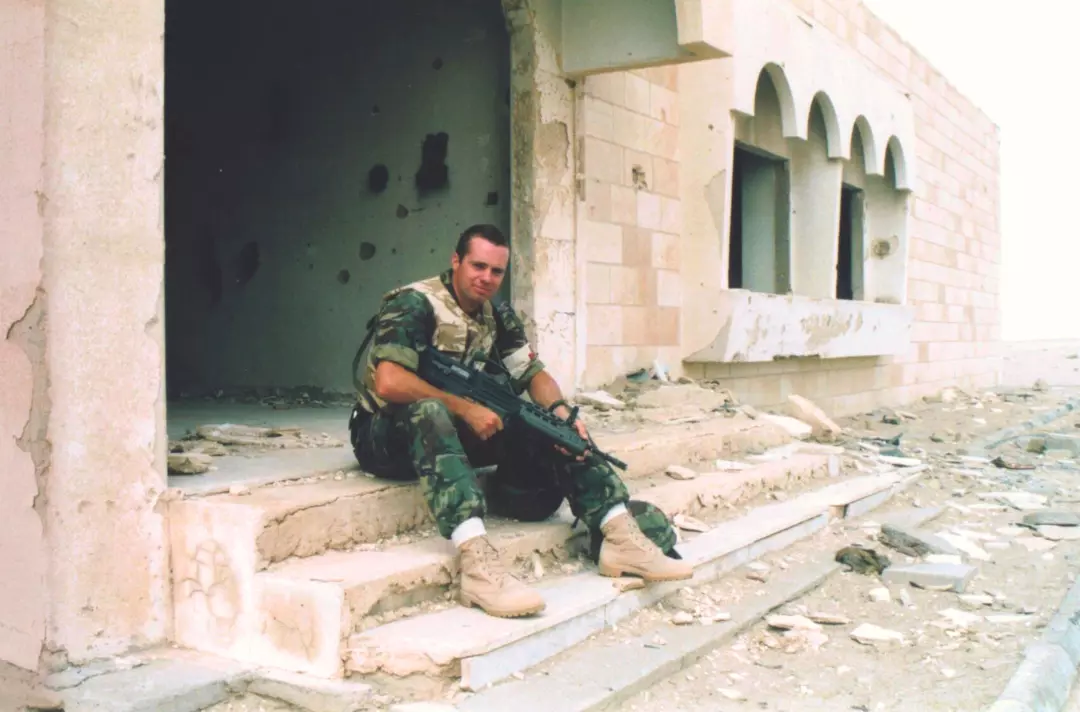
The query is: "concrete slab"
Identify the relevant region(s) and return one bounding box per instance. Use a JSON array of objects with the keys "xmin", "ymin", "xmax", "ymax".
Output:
[
  {"xmin": 61, "ymin": 658, "xmax": 248, "ymax": 712},
  {"xmin": 881, "ymin": 562, "xmax": 977, "ymax": 592},
  {"xmin": 455, "ymin": 559, "xmax": 840, "ymax": 712},
  {"xmin": 246, "ymin": 668, "xmax": 373, "ymax": 712},
  {"xmin": 170, "ymin": 447, "xmax": 360, "ymax": 496}
]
